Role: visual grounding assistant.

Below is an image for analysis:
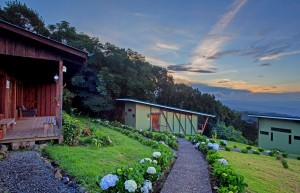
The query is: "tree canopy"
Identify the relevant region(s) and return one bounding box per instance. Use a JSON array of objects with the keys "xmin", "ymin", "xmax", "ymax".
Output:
[{"xmin": 0, "ymin": 1, "xmax": 257, "ymax": 142}]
